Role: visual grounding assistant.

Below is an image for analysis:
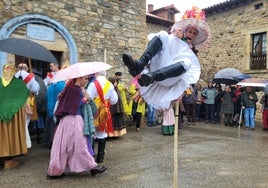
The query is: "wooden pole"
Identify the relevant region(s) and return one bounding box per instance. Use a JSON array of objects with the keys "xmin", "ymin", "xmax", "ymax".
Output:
[
  {"xmin": 174, "ymin": 101, "xmax": 179, "ymax": 188},
  {"xmin": 28, "ymin": 58, "xmax": 32, "ymax": 73}
]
